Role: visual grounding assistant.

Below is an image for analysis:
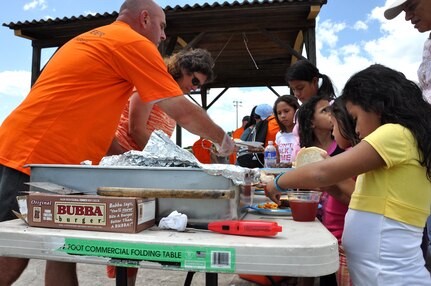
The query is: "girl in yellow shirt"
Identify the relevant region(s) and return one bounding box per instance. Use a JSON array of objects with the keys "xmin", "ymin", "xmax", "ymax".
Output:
[{"xmin": 266, "ymin": 64, "xmax": 431, "ymax": 285}]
